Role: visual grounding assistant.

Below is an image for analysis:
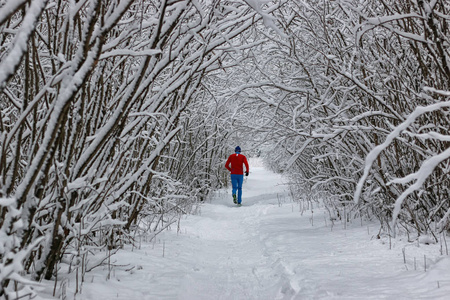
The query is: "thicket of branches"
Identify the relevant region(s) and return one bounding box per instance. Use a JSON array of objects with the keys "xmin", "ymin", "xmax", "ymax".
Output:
[
  {"xmin": 0, "ymin": 0, "xmax": 268, "ymax": 297},
  {"xmin": 1, "ymin": 0, "xmax": 449, "ymax": 297},
  {"xmin": 227, "ymin": 0, "xmax": 450, "ymax": 238}
]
